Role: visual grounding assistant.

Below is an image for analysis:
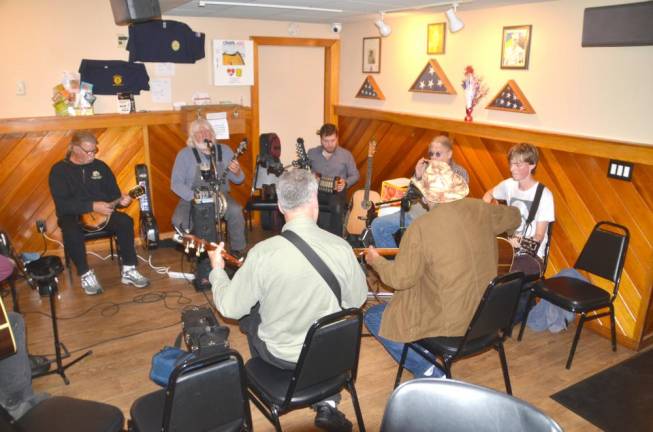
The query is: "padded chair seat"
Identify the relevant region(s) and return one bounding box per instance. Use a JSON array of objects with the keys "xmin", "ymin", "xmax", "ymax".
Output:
[
  {"xmin": 130, "ymin": 390, "xmax": 166, "ymax": 432},
  {"xmin": 417, "ymin": 333, "xmax": 499, "ymax": 358},
  {"xmin": 18, "ymin": 396, "xmax": 124, "ymax": 432},
  {"xmin": 246, "ymin": 199, "xmax": 279, "ymax": 211},
  {"xmin": 536, "ymin": 277, "xmax": 611, "ymax": 312},
  {"xmin": 82, "ymin": 228, "xmax": 115, "ymax": 241},
  {"xmin": 246, "ymin": 357, "xmax": 348, "ymax": 407}
]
